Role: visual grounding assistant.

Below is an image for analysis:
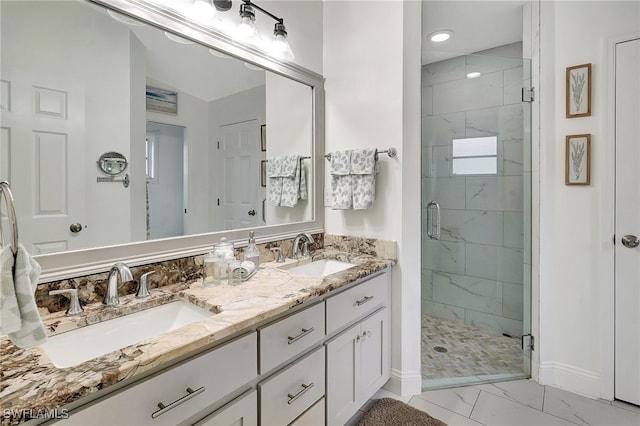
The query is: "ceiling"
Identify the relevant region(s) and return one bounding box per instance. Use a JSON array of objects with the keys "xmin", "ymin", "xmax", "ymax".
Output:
[{"xmin": 421, "ymin": 0, "xmax": 526, "ymax": 65}]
